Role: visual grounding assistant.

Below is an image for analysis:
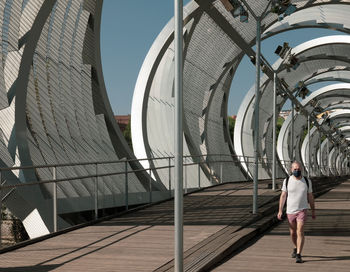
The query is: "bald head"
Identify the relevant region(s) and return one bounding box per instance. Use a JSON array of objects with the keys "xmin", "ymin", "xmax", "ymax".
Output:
[{"xmin": 290, "ymin": 161, "xmax": 303, "ymax": 179}]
